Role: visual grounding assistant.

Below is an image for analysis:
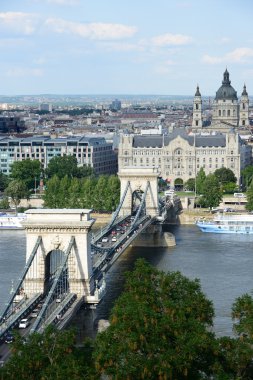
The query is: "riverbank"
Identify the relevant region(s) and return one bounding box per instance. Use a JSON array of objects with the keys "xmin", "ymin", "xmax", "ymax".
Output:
[{"xmin": 91, "ymin": 210, "xmax": 212, "ymax": 227}]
